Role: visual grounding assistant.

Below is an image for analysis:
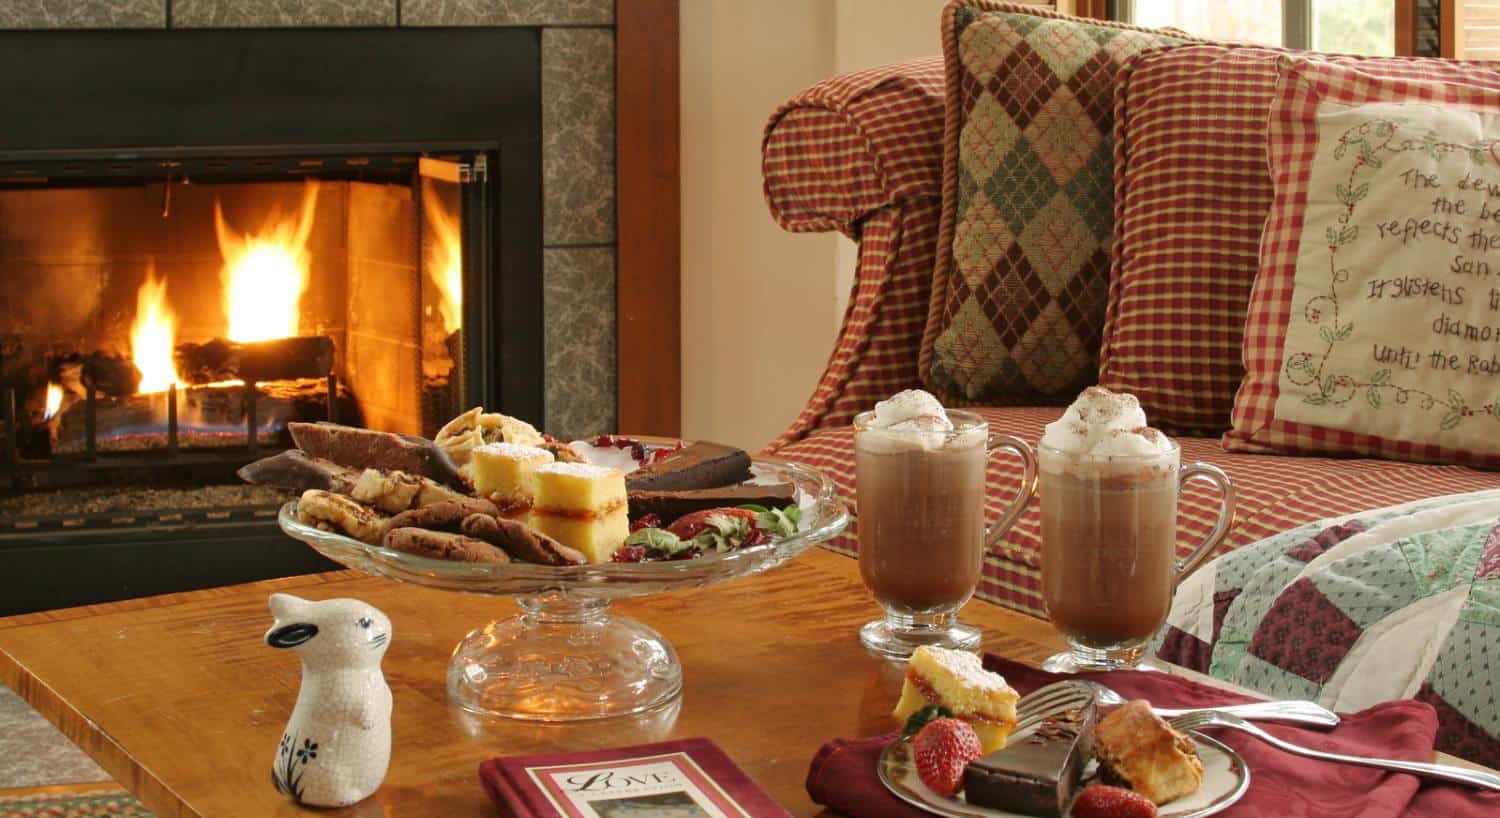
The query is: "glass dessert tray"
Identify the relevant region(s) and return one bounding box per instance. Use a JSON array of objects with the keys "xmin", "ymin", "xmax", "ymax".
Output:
[{"xmin": 277, "ymin": 457, "xmax": 848, "ymax": 722}]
